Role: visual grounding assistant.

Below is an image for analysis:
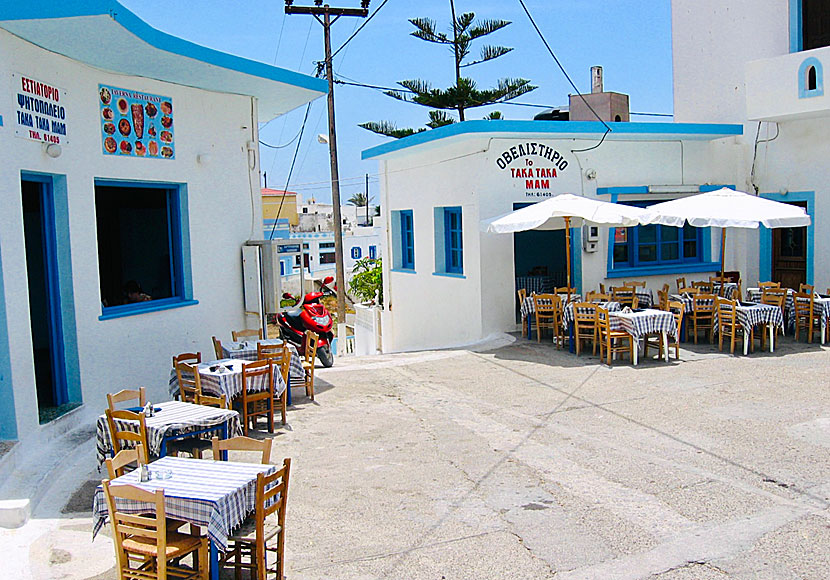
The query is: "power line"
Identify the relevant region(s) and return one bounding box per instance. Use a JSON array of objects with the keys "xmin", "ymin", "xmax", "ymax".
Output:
[
  {"xmin": 268, "ymin": 101, "xmax": 313, "ymax": 241},
  {"xmin": 259, "ymin": 123, "xmax": 305, "ymax": 149},
  {"xmin": 515, "ymin": 0, "xmax": 611, "ymax": 133},
  {"xmin": 330, "ymin": 0, "xmax": 391, "ymax": 60}
]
